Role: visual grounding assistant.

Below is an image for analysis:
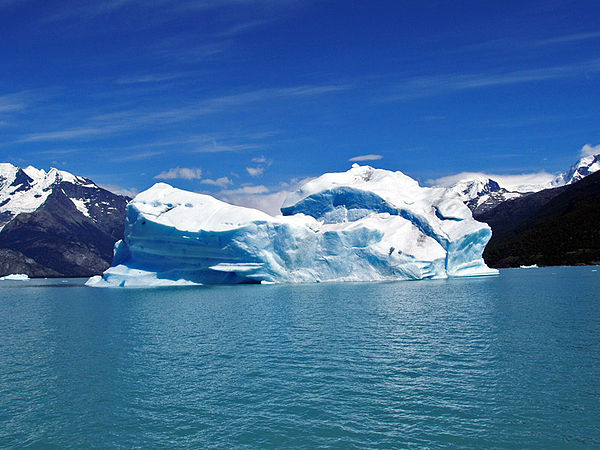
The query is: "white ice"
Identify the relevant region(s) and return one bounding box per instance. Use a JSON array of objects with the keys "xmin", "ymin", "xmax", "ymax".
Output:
[
  {"xmin": 91, "ymin": 164, "xmax": 498, "ymax": 287},
  {"xmin": 0, "ymin": 273, "xmax": 30, "ymax": 280}
]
